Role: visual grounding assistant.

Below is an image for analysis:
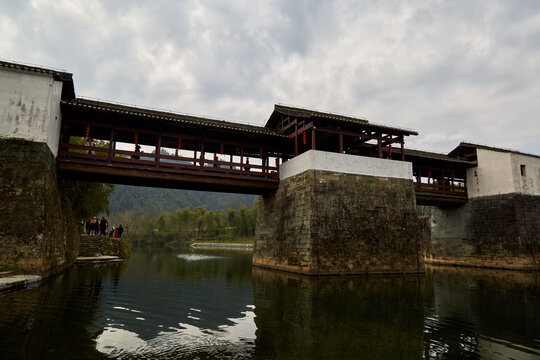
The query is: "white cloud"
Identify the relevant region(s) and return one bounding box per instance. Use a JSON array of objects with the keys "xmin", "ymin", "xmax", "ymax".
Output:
[{"xmin": 1, "ymin": 0, "xmax": 539, "ymax": 154}]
